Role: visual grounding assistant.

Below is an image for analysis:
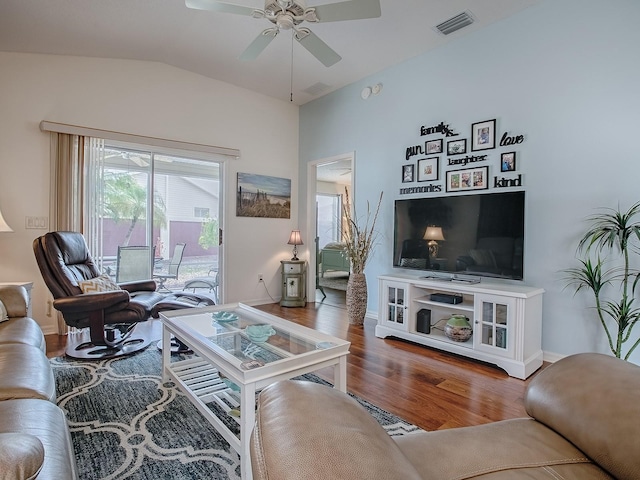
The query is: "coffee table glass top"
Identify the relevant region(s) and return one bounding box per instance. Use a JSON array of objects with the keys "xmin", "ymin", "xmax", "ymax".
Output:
[{"xmin": 161, "ymin": 303, "xmax": 349, "ymax": 372}]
